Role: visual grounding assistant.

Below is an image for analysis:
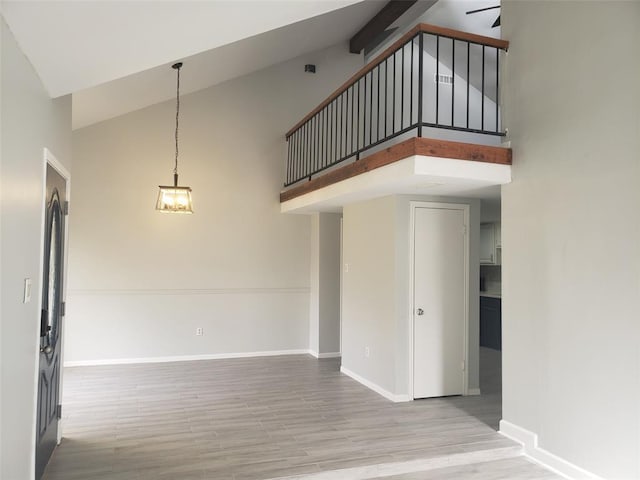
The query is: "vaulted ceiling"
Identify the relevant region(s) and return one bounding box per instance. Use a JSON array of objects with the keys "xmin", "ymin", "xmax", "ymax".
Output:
[
  {"xmin": 1, "ymin": 1, "xmax": 369, "ymax": 97},
  {"xmin": 1, "ymin": 0, "xmax": 500, "ymax": 130}
]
